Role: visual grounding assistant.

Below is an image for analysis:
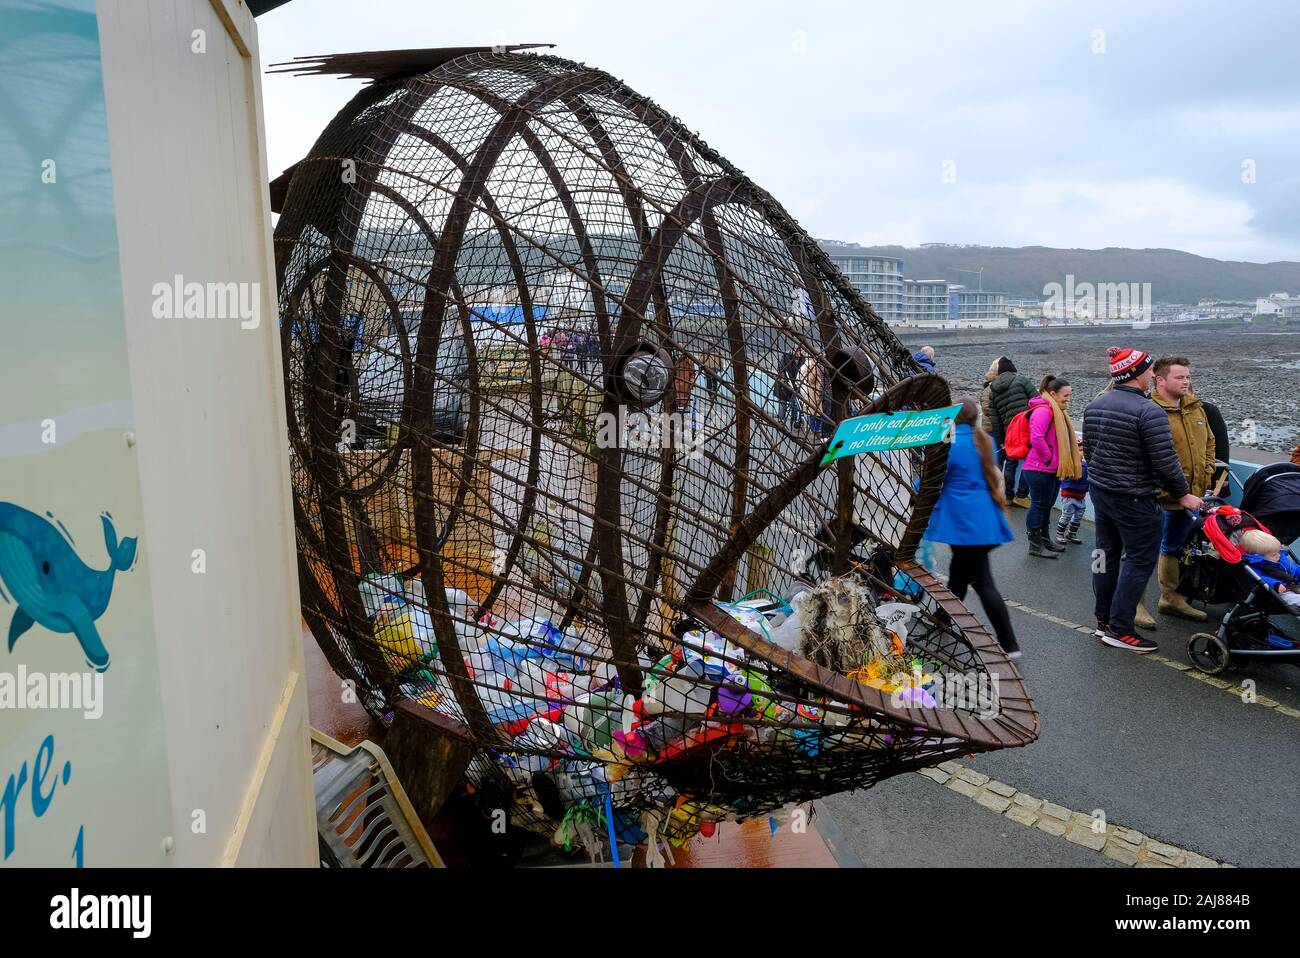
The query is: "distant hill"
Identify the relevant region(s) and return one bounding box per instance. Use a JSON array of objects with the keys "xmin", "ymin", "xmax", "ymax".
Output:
[{"xmin": 816, "ymin": 242, "xmax": 1300, "ymax": 303}]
